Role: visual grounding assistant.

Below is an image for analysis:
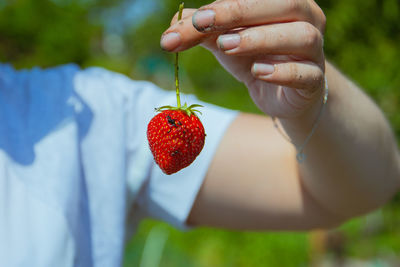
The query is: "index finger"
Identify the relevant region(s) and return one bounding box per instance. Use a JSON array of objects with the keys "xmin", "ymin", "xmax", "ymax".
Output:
[
  {"xmin": 161, "ymin": 9, "xmax": 219, "ymax": 52},
  {"xmin": 192, "ymin": 0, "xmax": 325, "ymax": 33}
]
